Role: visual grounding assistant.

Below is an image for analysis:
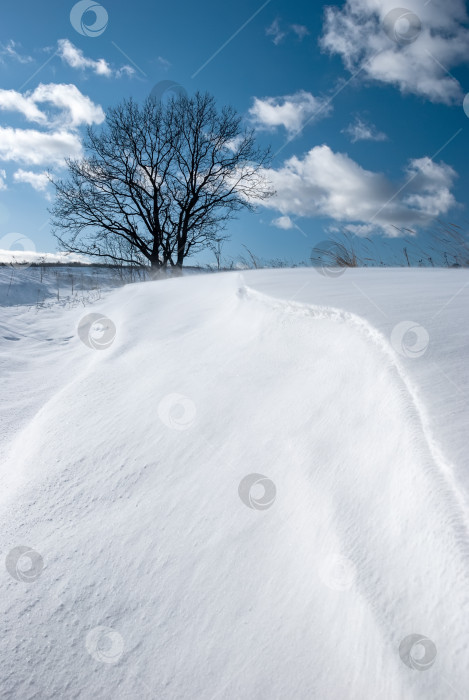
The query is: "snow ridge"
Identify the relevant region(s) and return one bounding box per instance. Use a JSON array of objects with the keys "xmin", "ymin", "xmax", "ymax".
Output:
[{"xmin": 241, "ymin": 281, "xmax": 469, "ymax": 566}]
